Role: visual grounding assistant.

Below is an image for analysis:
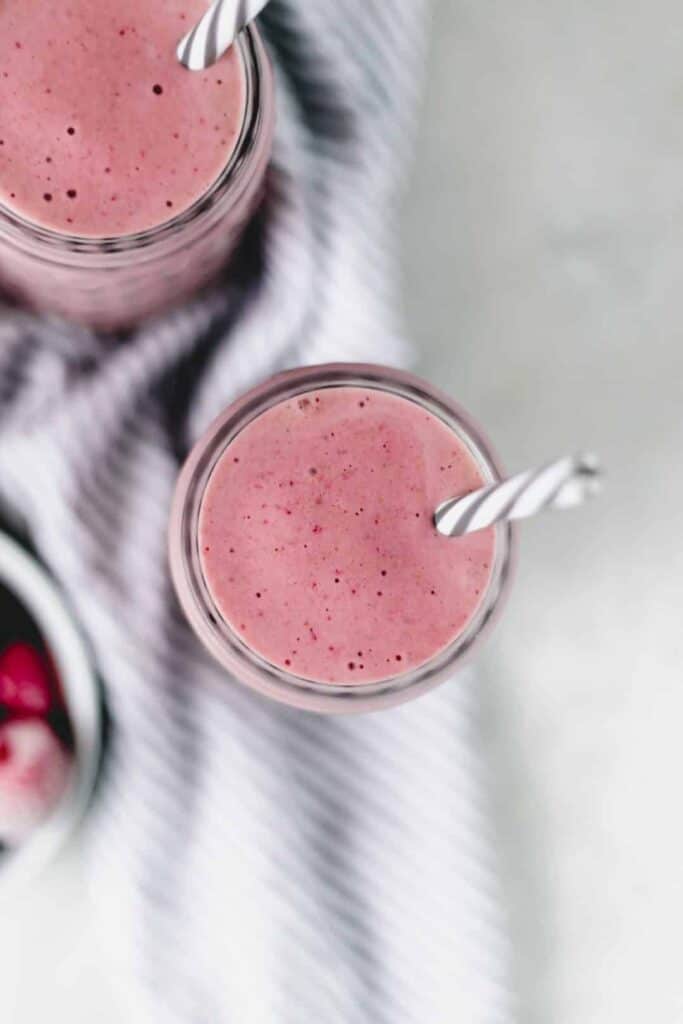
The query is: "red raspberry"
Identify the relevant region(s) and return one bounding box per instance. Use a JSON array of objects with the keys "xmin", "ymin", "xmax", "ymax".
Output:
[
  {"xmin": 0, "ymin": 643, "xmax": 55, "ymax": 718},
  {"xmin": 0, "ymin": 718, "xmax": 71, "ymax": 844}
]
